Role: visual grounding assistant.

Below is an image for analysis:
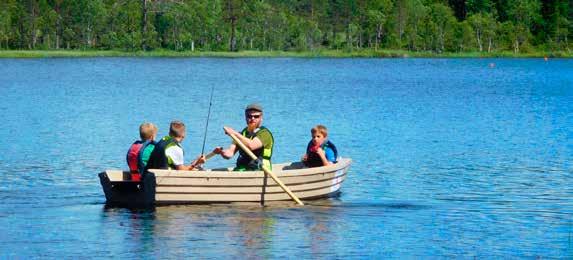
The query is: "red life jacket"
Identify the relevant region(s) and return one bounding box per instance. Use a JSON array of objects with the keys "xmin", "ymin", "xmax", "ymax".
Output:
[{"xmin": 126, "ymin": 141, "xmax": 144, "ymax": 181}]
